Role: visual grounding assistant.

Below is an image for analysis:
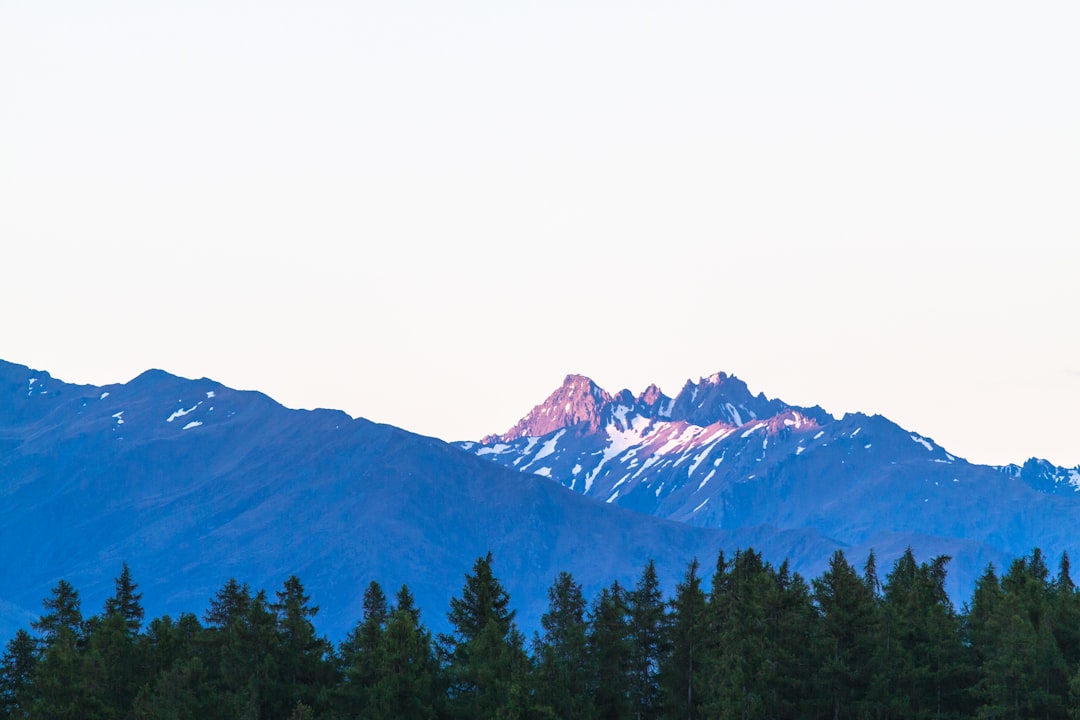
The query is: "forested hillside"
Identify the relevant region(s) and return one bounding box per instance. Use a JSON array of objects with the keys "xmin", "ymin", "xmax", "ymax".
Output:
[{"xmin": 3, "ymin": 547, "xmax": 1079, "ymax": 719}]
